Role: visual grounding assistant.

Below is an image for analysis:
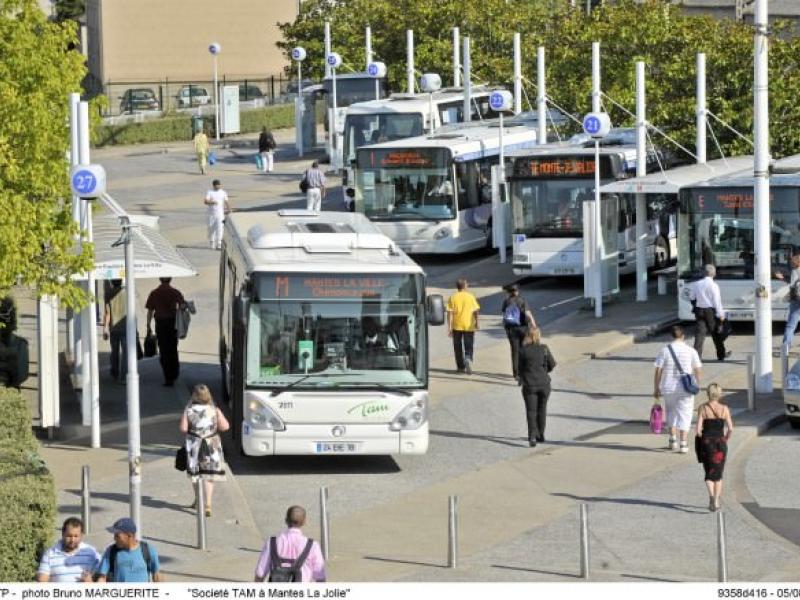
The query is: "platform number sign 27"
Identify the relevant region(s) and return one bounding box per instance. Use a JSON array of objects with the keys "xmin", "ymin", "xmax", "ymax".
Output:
[{"xmin": 70, "ymin": 164, "xmax": 107, "ymax": 199}]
